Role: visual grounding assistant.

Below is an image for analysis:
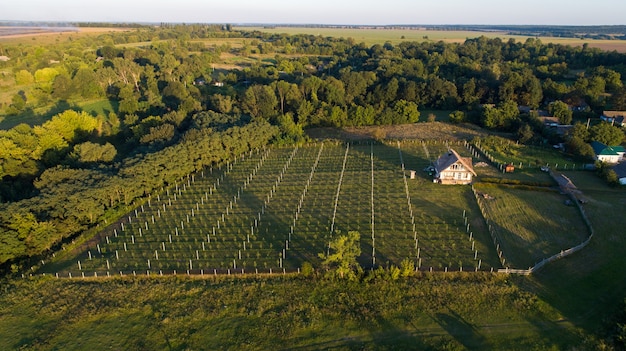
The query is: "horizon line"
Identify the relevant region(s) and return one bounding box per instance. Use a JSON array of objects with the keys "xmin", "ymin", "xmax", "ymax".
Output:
[{"xmin": 0, "ymin": 20, "xmax": 625, "ymax": 28}]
